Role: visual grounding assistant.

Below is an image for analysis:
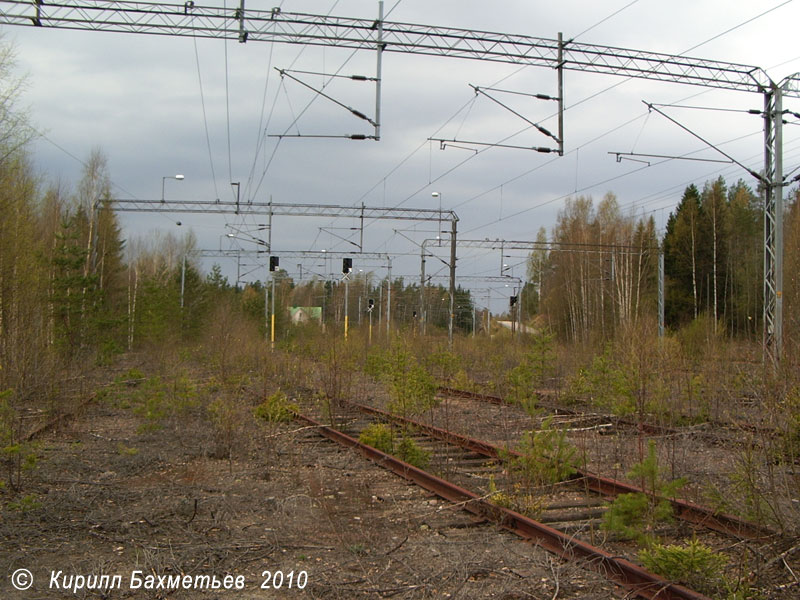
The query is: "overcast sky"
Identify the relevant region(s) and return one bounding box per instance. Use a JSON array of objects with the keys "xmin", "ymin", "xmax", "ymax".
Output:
[{"xmin": 3, "ymin": 0, "xmax": 799, "ymax": 308}]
